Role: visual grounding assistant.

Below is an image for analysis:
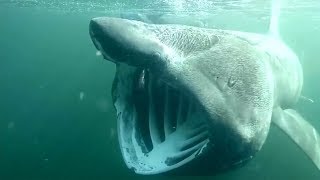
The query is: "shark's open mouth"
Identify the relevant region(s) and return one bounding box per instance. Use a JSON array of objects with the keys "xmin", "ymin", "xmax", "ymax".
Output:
[{"xmin": 112, "ymin": 64, "xmax": 210, "ymax": 174}]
